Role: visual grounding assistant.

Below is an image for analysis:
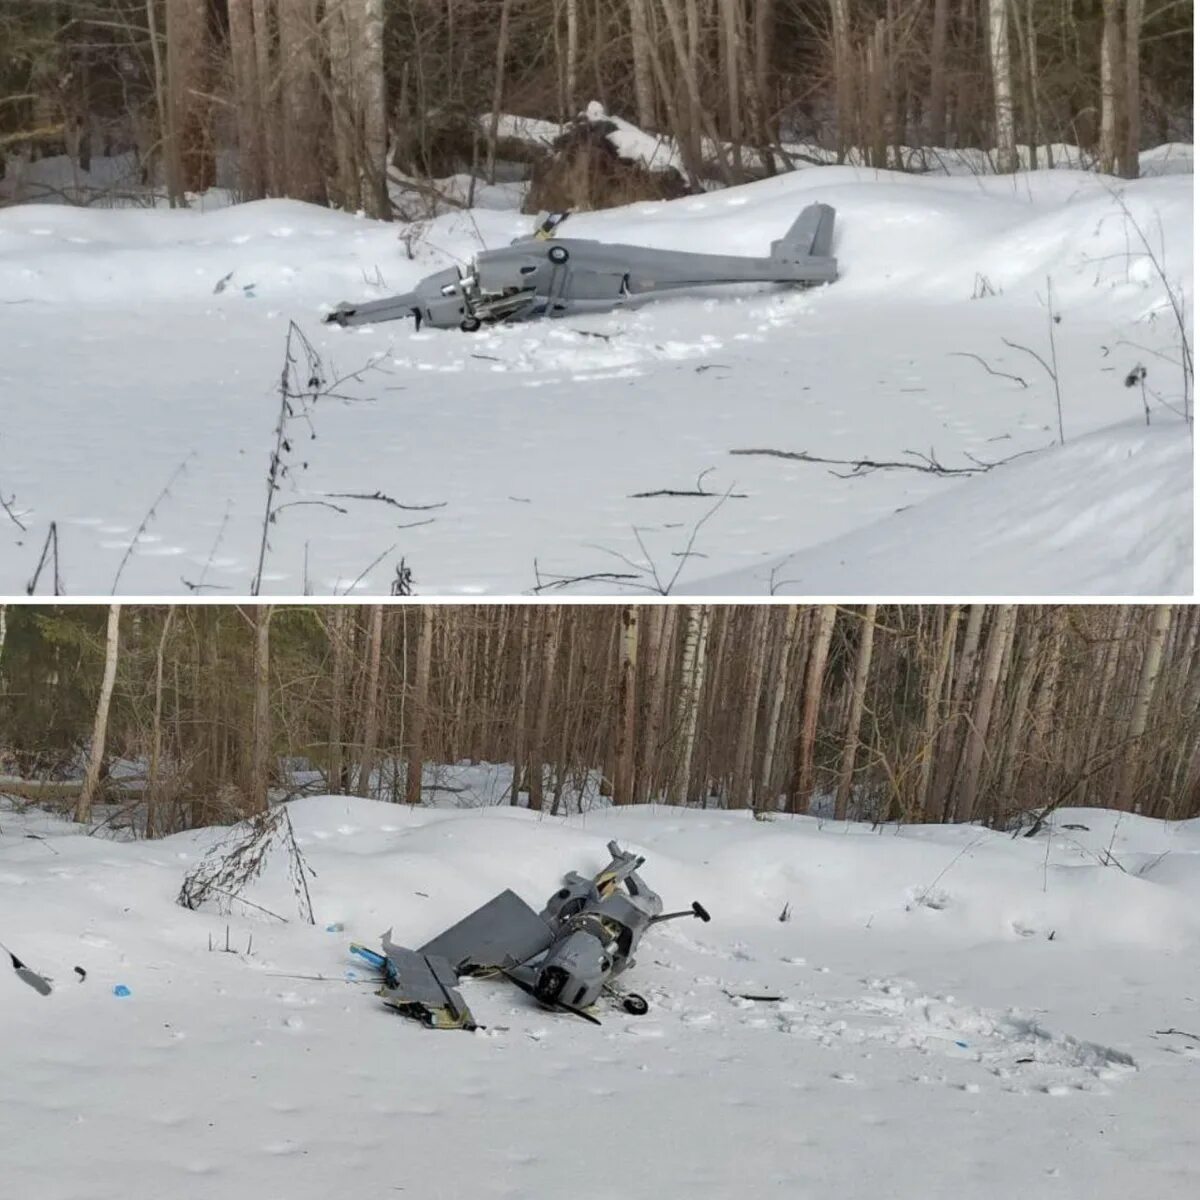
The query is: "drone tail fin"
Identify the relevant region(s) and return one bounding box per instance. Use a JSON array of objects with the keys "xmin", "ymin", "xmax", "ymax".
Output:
[{"xmin": 770, "ymin": 203, "xmax": 838, "ymax": 282}]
